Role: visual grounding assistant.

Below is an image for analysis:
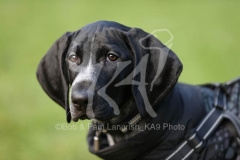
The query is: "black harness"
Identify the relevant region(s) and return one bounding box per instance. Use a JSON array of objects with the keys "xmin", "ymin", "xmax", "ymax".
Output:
[{"xmin": 166, "ymin": 84, "xmax": 240, "ymax": 160}]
